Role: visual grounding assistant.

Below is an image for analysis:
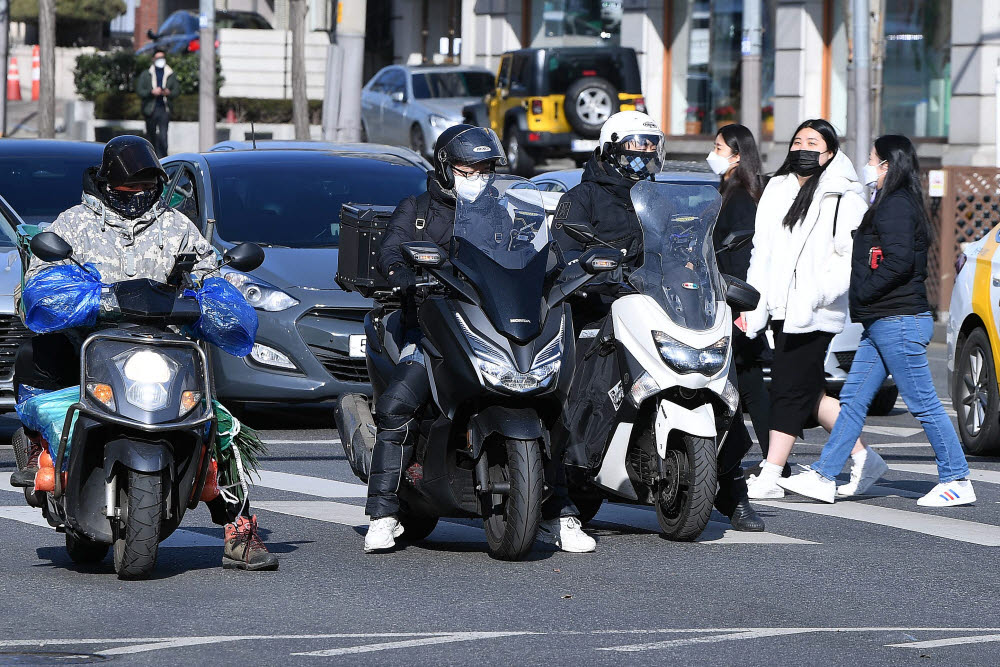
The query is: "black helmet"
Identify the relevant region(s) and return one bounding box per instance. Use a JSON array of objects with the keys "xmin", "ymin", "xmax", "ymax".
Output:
[
  {"xmin": 96, "ymin": 135, "xmax": 167, "ymax": 219},
  {"xmin": 433, "ymin": 124, "xmax": 506, "ymax": 189}
]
